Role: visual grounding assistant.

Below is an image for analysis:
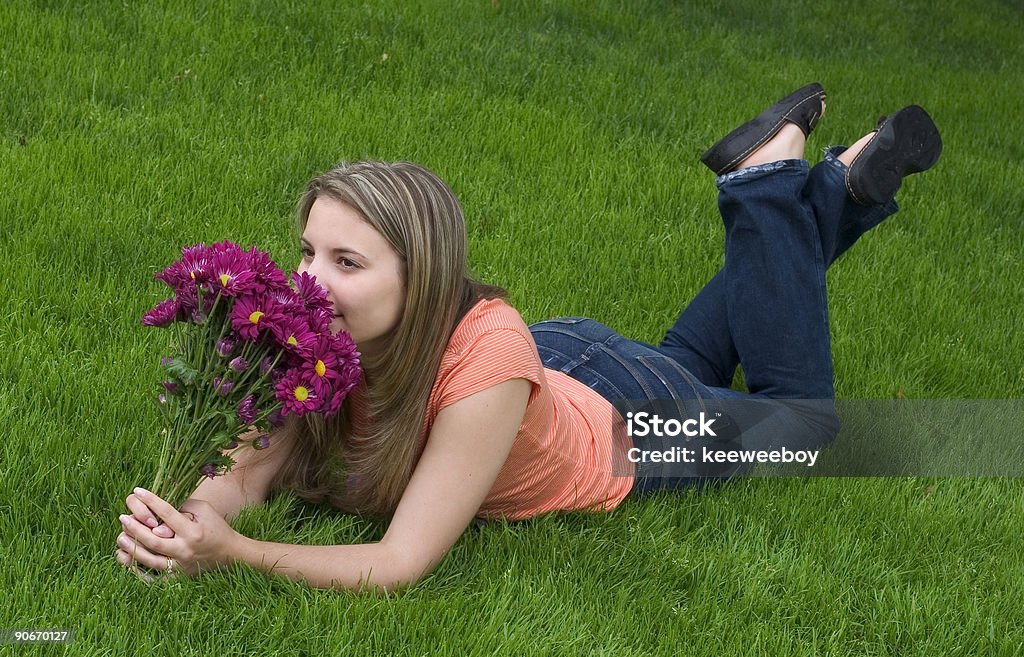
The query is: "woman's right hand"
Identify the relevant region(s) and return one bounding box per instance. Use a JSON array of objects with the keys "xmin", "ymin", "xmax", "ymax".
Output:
[{"xmin": 125, "ymin": 491, "xmax": 176, "ymax": 539}]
